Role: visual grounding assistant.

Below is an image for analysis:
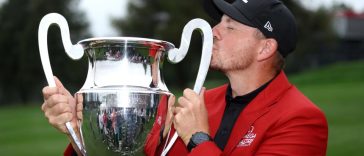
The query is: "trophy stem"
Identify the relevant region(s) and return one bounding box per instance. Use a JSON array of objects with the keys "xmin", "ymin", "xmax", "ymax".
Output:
[{"xmin": 66, "ymin": 122, "xmax": 87, "ymax": 156}]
